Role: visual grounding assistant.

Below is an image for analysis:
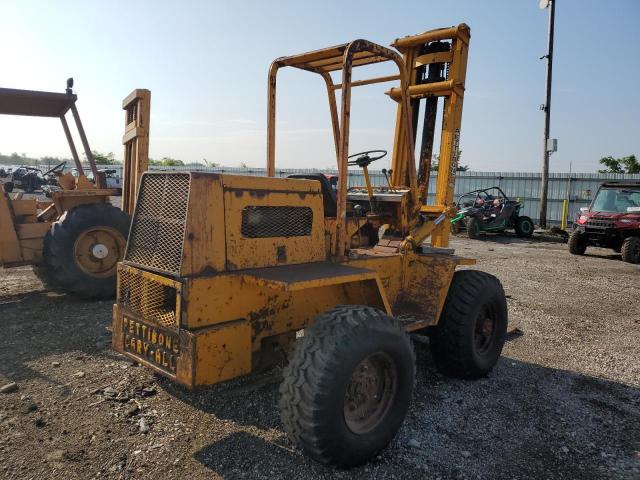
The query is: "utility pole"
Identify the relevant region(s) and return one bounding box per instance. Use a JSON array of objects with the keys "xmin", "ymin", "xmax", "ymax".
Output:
[{"xmin": 539, "ymin": 0, "xmax": 555, "ymax": 228}]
